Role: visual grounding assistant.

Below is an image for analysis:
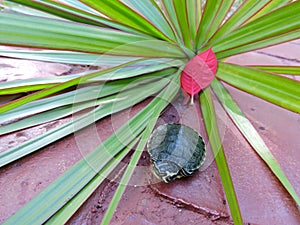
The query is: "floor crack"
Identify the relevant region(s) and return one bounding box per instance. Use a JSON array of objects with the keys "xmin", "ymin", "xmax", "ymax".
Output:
[
  {"xmin": 256, "ymin": 51, "xmax": 300, "ymax": 64},
  {"xmin": 149, "ymin": 184, "xmax": 231, "ymax": 222}
]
